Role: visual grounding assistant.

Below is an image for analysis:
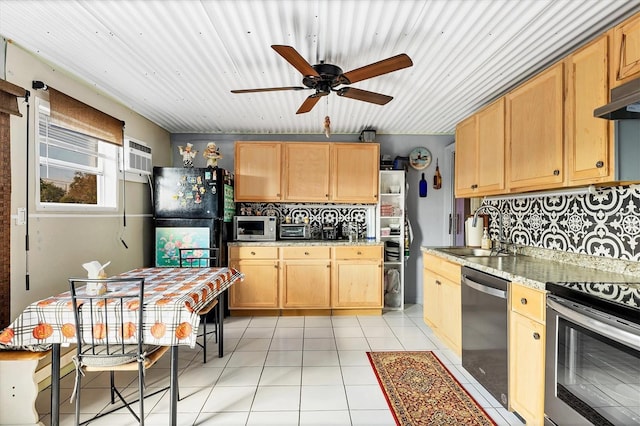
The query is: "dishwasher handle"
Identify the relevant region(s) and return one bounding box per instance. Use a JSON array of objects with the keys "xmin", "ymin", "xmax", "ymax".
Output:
[{"xmin": 462, "ymin": 274, "xmax": 507, "ymax": 299}]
